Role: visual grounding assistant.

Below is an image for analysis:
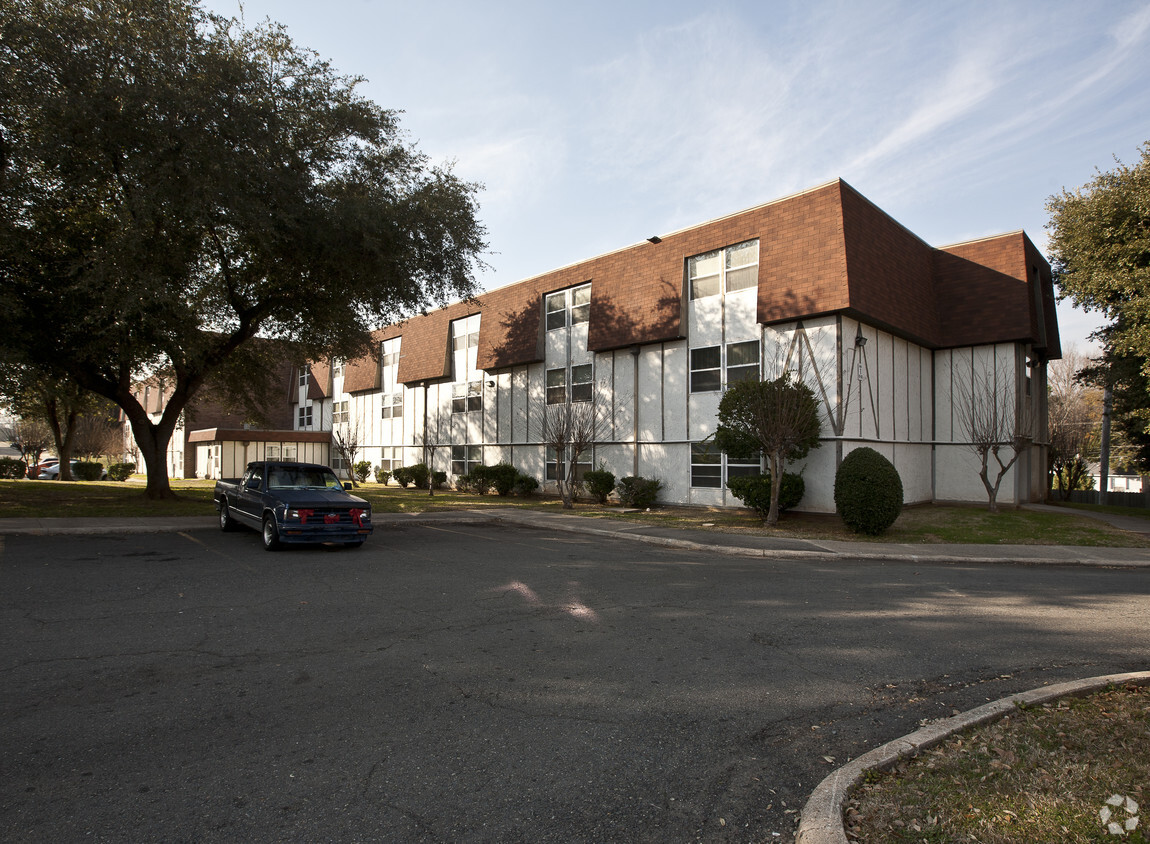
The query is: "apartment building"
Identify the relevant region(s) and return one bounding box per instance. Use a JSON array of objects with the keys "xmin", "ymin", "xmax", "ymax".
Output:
[{"xmin": 265, "ymin": 179, "xmax": 1060, "ymax": 511}]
